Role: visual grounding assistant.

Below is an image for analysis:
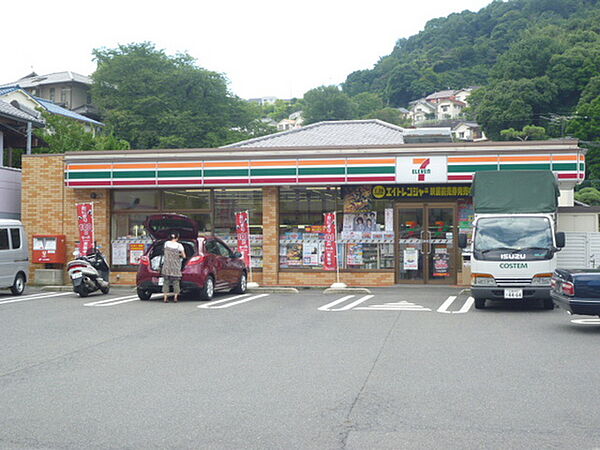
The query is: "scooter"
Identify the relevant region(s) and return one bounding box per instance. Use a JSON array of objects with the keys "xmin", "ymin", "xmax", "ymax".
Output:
[{"xmin": 67, "ymin": 244, "xmax": 110, "ymax": 297}]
